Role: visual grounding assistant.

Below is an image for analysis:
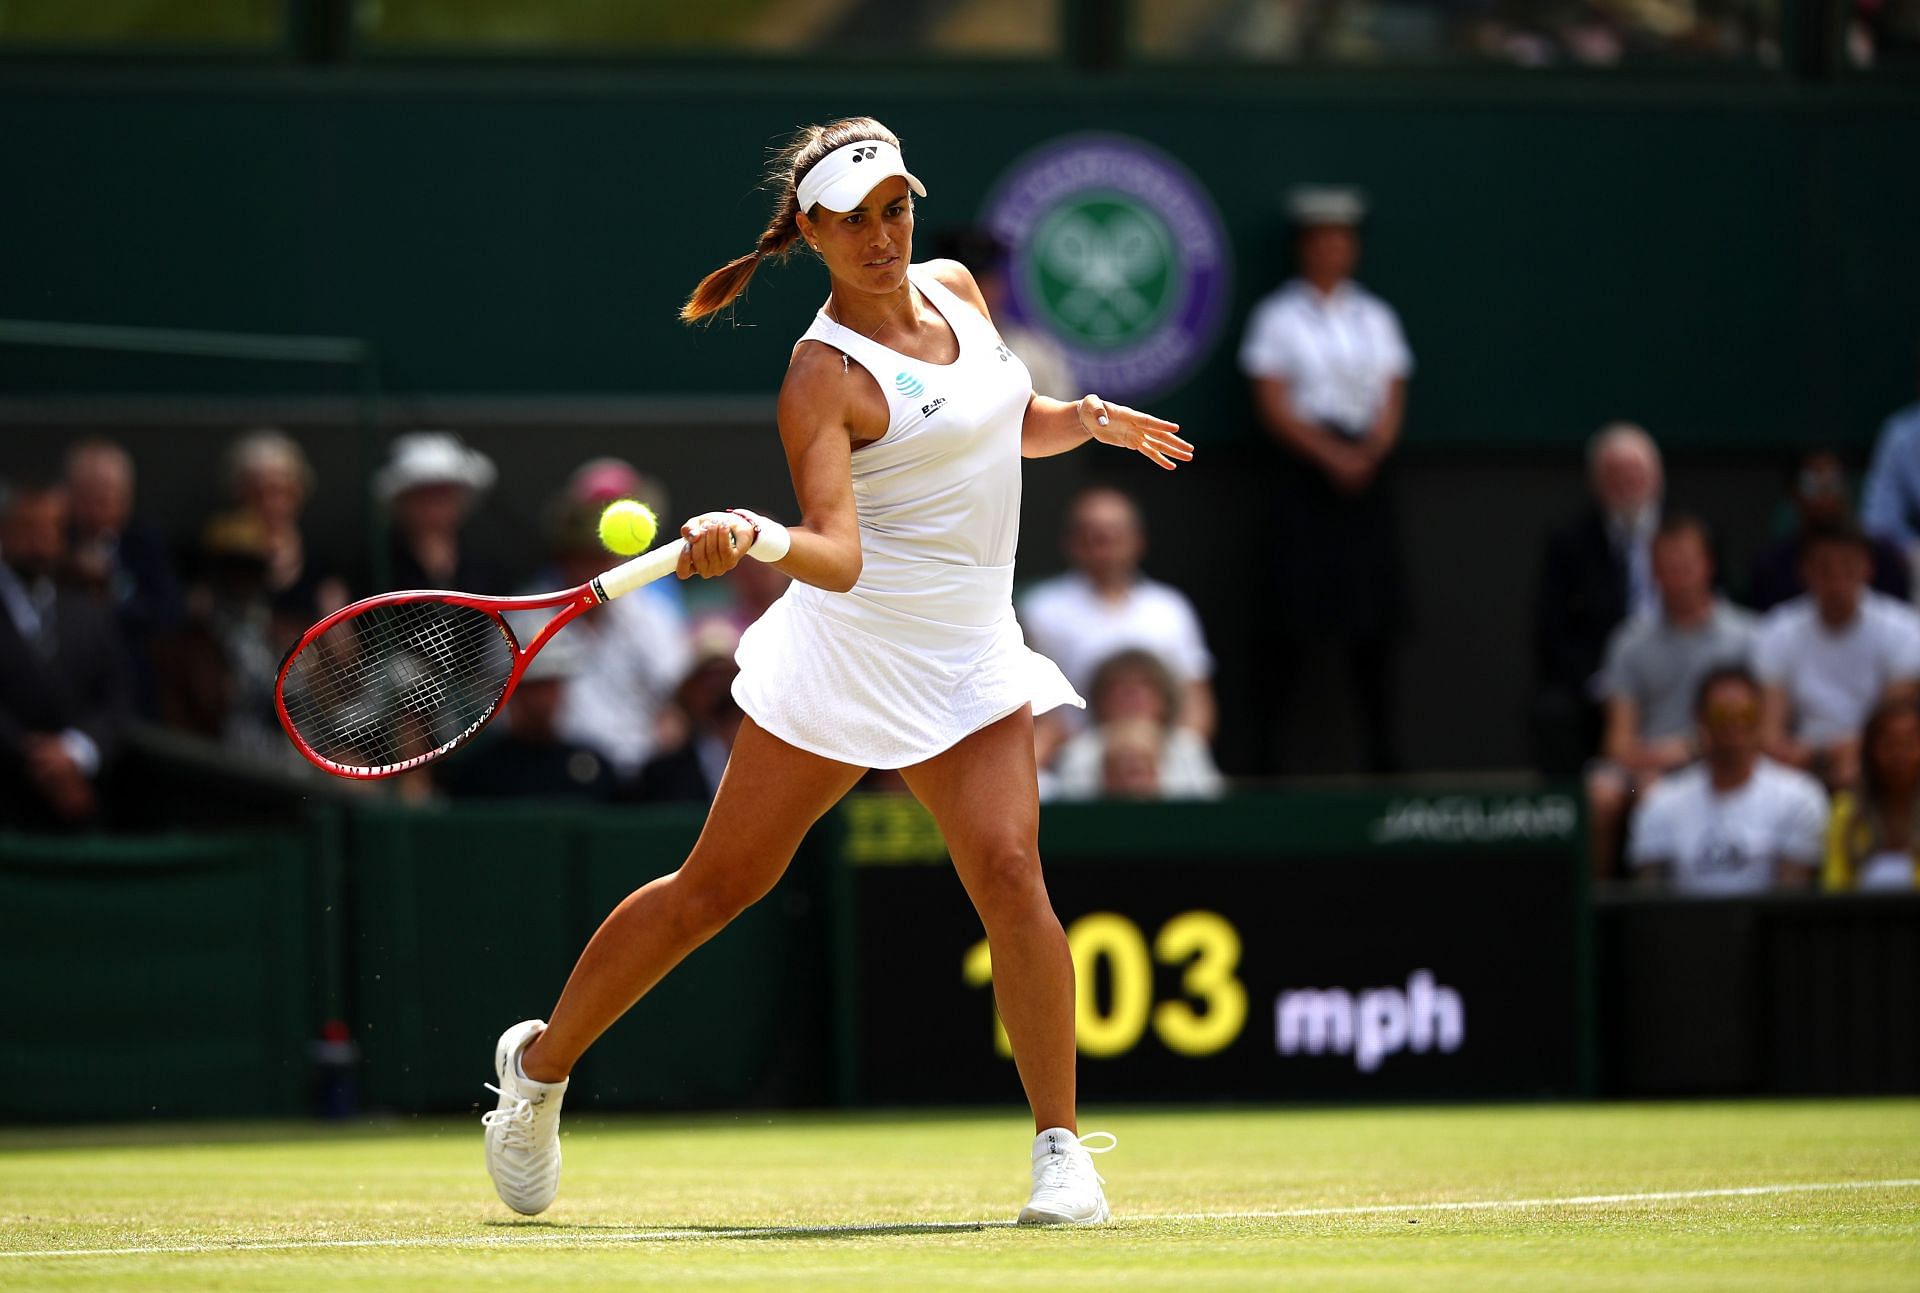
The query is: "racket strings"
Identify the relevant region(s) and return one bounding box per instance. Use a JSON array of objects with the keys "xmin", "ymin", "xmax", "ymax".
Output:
[{"xmin": 279, "ymin": 601, "xmax": 518, "ymax": 773}]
